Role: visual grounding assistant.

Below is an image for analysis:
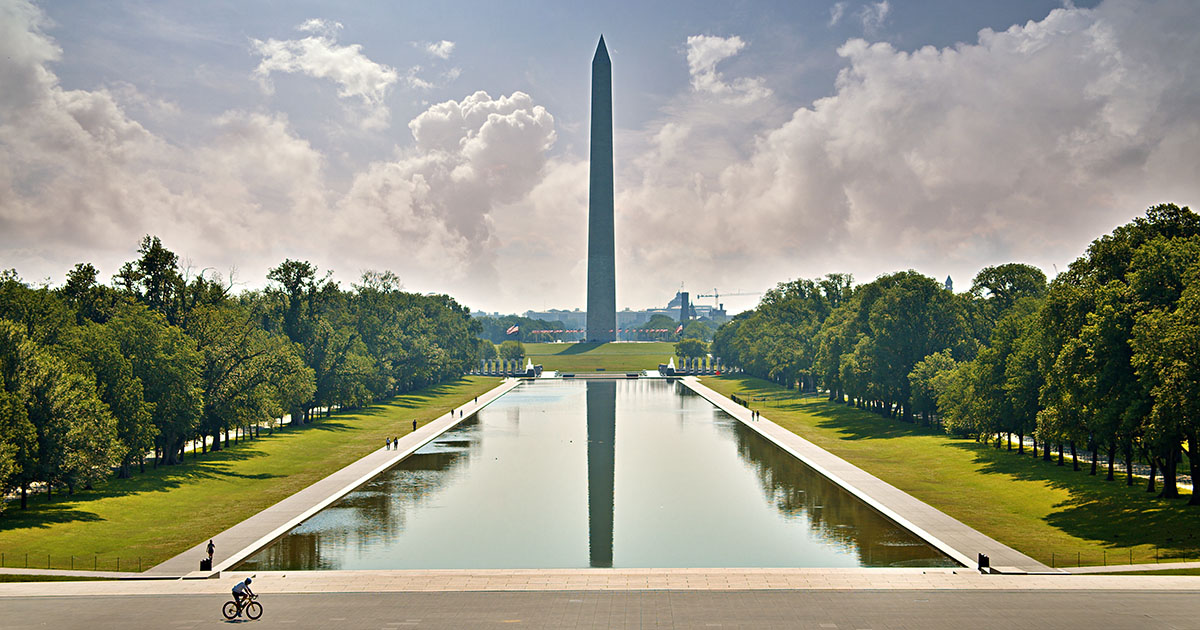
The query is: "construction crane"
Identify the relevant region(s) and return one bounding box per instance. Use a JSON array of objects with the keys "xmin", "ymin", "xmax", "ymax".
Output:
[{"xmin": 696, "ymin": 289, "xmax": 762, "ymax": 307}]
